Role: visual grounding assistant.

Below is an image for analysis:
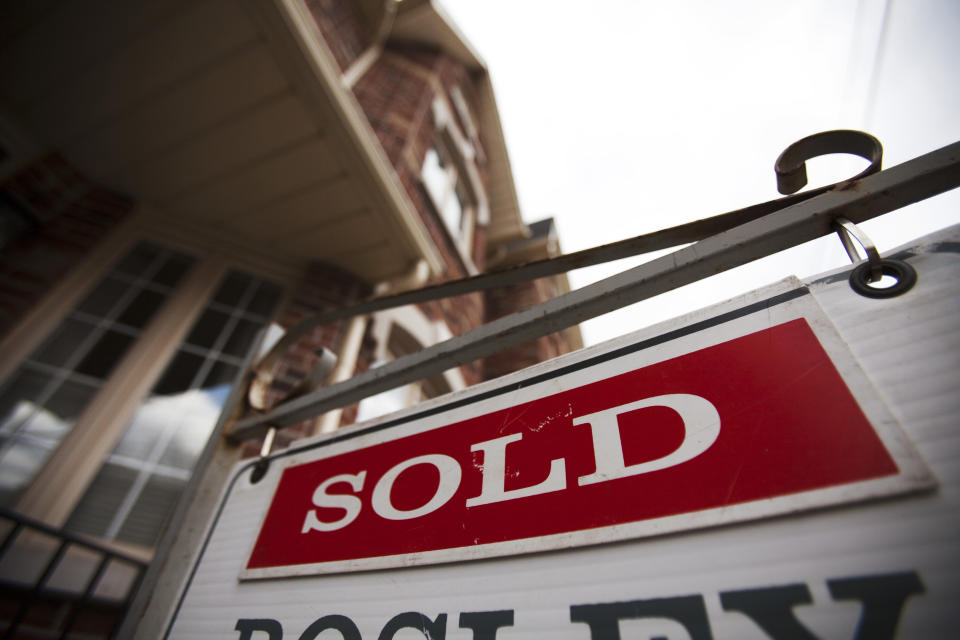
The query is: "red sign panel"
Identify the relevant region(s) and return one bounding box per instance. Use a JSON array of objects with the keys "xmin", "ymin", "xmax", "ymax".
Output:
[{"xmin": 247, "ymin": 319, "xmax": 897, "ymax": 573}]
